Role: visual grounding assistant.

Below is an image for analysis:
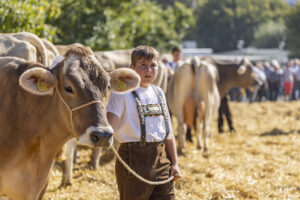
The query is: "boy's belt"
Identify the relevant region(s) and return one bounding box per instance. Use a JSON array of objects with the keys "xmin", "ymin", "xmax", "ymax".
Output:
[{"xmin": 131, "ymin": 85, "xmax": 170, "ymax": 146}]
